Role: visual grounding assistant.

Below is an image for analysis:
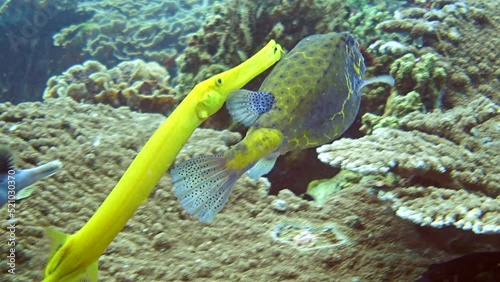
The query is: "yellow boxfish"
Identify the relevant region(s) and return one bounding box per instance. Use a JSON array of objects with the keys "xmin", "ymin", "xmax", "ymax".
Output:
[{"xmin": 172, "ymin": 32, "xmax": 394, "ymax": 222}]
